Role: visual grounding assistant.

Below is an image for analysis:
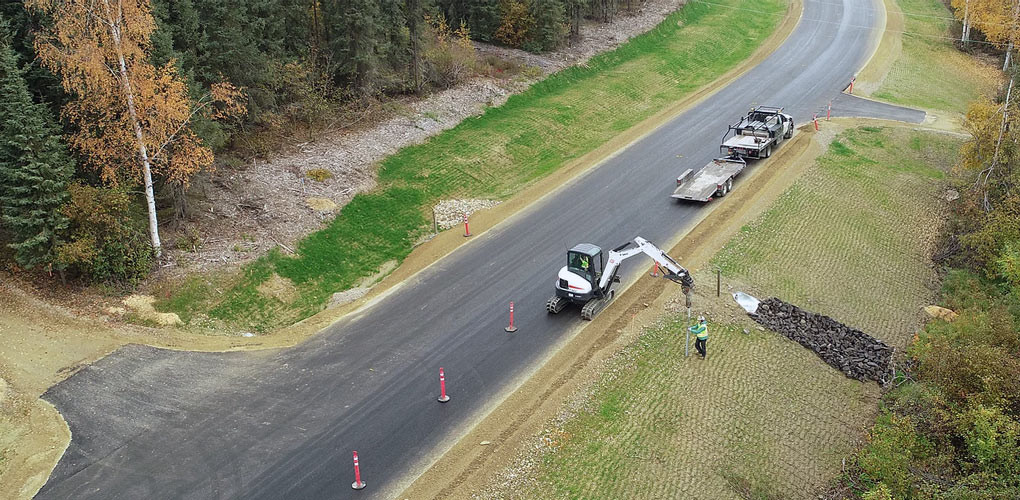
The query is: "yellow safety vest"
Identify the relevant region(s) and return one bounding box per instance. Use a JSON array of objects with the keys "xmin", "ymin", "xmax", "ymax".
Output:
[{"xmin": 690, "ymin": 323, "xmax": 708, "ymax": 340}]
